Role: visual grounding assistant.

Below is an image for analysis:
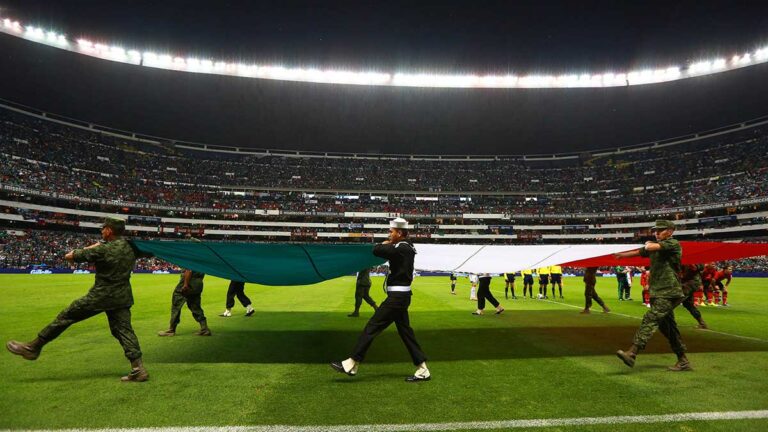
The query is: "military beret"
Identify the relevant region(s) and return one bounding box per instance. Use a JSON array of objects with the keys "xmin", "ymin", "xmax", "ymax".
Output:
[
  {"xmin": 102, "ymin": 217, "xmax": 126, "ymax": 231},
  {"xmin": 652, "ymin": 219, "xmax": 675, "ymax": 230}
]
